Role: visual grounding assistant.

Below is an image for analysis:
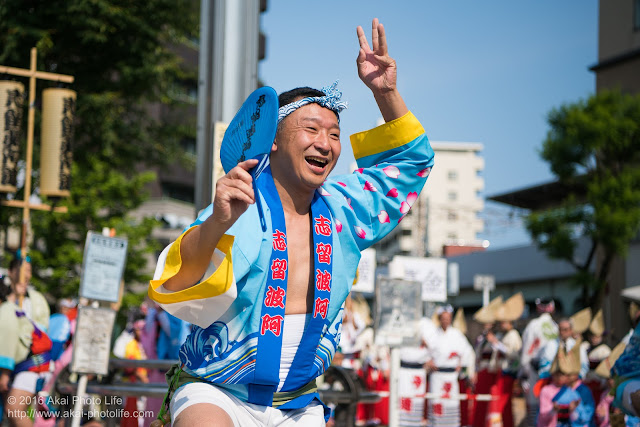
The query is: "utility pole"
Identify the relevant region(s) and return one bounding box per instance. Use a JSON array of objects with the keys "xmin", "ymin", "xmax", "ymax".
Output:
[{"xmin": 195, "ymin": 0, "xmax": 261, "ymax": 214}]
